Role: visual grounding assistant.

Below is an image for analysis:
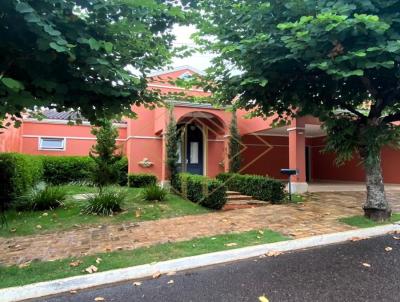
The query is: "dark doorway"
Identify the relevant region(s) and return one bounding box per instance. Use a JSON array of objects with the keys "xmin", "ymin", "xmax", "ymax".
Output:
[
  {"xmin": 186, "ymin": 124, "xmax": 203, "ymax": 175},
  {"xmin": 305, "ymin": 146, "xmax": 311, "ymax": 182}
]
